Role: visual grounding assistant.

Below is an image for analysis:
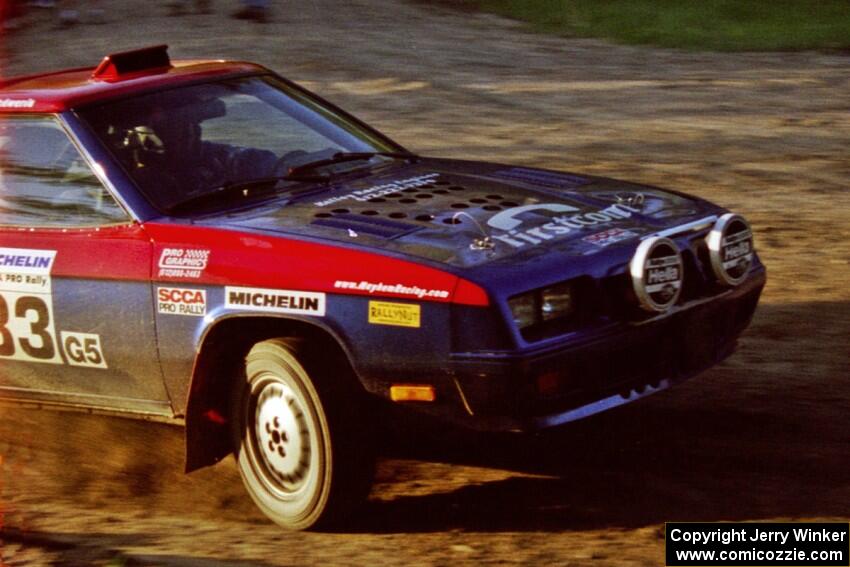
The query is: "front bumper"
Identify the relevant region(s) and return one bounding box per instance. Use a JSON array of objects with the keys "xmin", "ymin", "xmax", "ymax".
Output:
[{"xmin": 440, "ymin": 266, "xmax": 765, "ymax": 432}]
